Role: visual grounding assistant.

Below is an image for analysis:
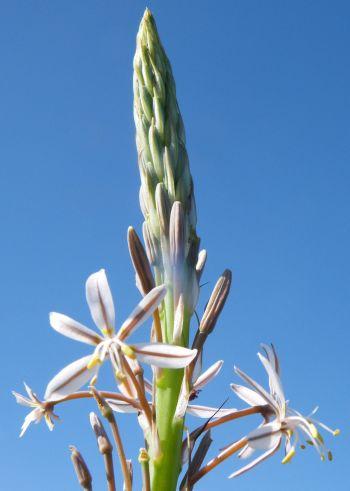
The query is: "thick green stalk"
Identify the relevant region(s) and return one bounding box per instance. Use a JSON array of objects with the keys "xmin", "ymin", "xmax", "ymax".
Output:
[{"xmin": 133, "ymin": 10, "xmax": 199, "ymax": 490}]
